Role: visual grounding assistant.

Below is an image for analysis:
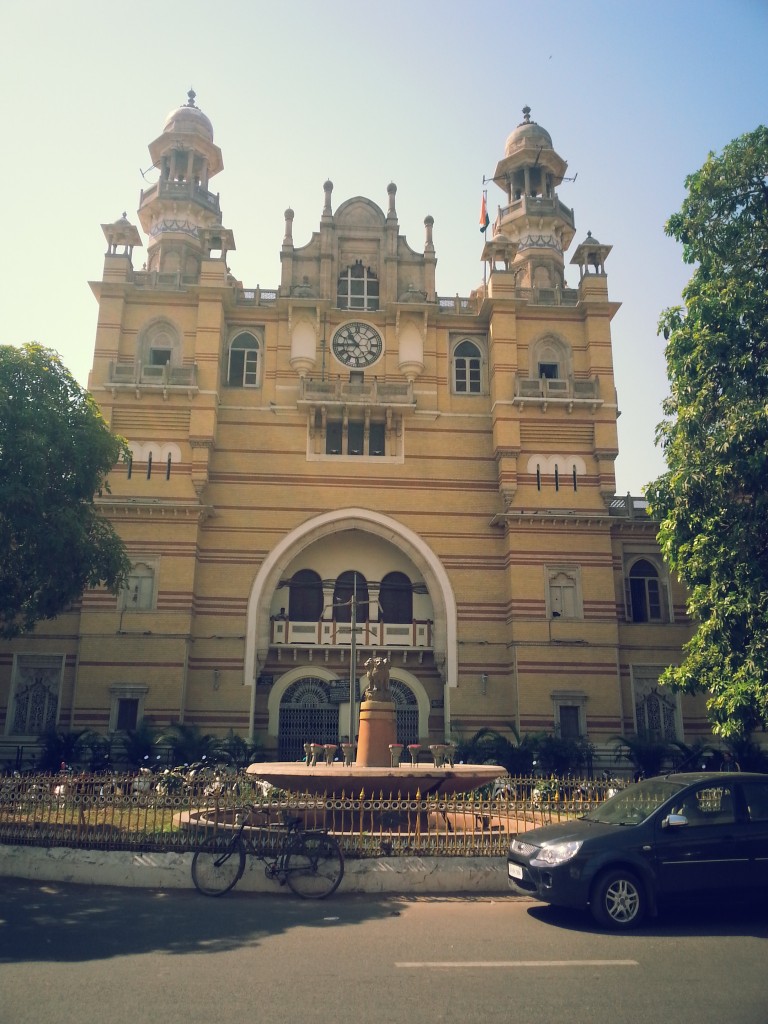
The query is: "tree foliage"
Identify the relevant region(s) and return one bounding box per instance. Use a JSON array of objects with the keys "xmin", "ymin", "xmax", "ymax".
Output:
[
  {"xmin": 645, "ymin": 126, "xmax": 768, "ymax": 737},
  {"xmin": 0, "ymin": 343, "xmax": 131, "ymax": 638}
]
